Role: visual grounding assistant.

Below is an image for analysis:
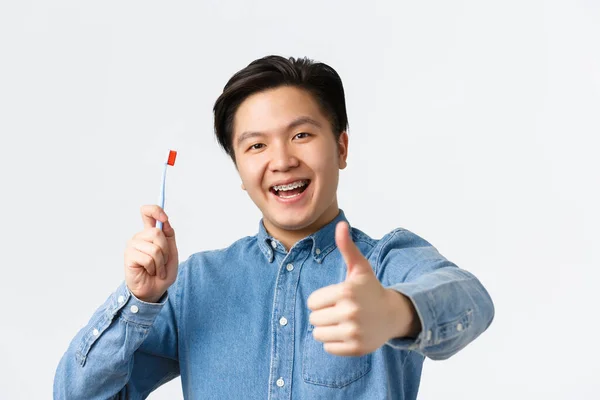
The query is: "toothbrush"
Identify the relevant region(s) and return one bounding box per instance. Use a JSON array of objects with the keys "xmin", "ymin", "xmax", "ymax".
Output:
[{"xmin": 156, "ymin": 150, "xmax": 177, "ymax": 230}]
